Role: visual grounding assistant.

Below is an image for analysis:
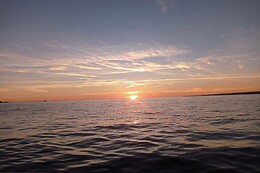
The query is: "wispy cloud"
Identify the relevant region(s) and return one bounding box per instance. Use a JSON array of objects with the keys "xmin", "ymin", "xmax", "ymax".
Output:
[
  {"xmin": 195, "ymin": 52, "xmax": 259, "ymax": 74},
  {"xmin": 49, "ymin": 66, "xmax": 67, "ymax": 71},
  {"xmin": 197, "ymin": 56, "xmax": 215, "ymax": 66},
  {"xmin": 0, "ymin": 43, "xmax": 190, "ymax": 83},
  {"xmin": 155, "ymin": 0, "xmax": 175, "ymax": 14},
  {"xmin": 1, "ymin": 39, "xmax": 260, "ymax": 100}
]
